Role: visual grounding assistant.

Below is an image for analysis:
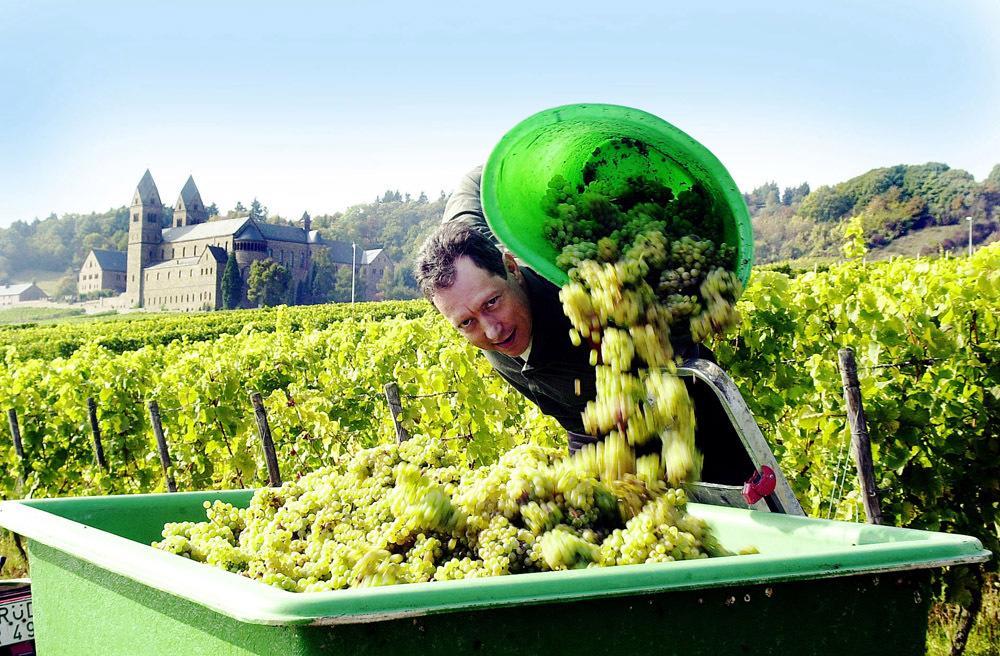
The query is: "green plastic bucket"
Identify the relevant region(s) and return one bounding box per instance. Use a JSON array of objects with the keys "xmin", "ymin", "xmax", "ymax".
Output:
[{"xmin": 481, "ymin": 103, "xmax": 753, "ymax": 287}]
